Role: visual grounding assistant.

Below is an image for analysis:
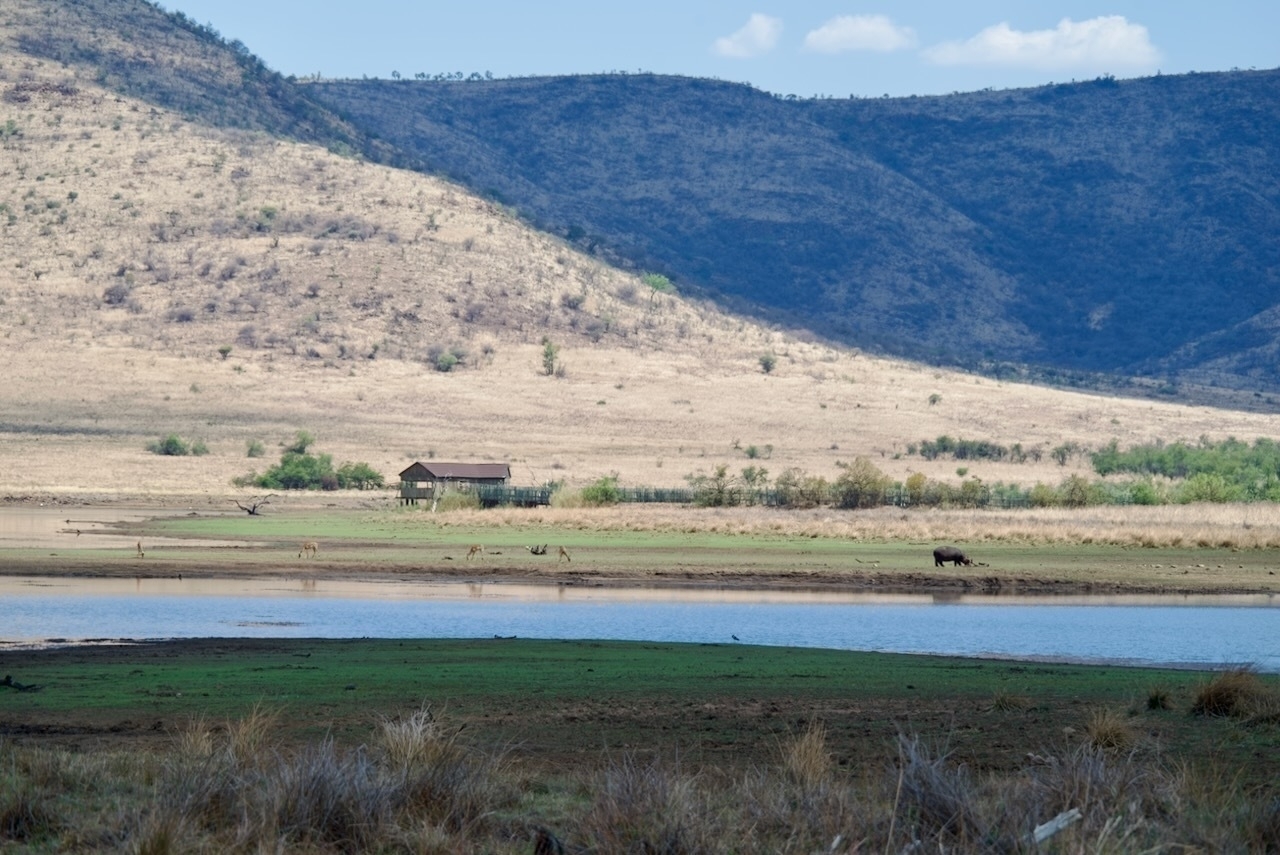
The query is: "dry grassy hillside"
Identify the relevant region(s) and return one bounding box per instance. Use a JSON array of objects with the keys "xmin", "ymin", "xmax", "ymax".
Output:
[{"xmin": 1, "ymin": 54, "xmax": 1277, "ymax": 504}]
